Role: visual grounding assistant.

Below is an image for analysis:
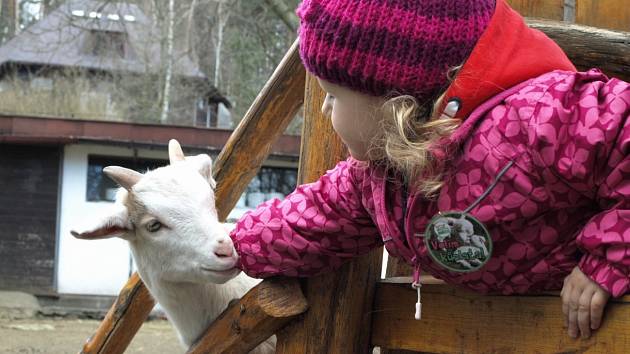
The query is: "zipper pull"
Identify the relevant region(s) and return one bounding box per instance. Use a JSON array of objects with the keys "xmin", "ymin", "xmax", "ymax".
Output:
[
  {"xmin": 412, "ymin": 262, "xmax": 422, "ymax": 320},
  {"xmin": 414, "ymin": 283, "xmax": 422, "ymax": 320}
]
